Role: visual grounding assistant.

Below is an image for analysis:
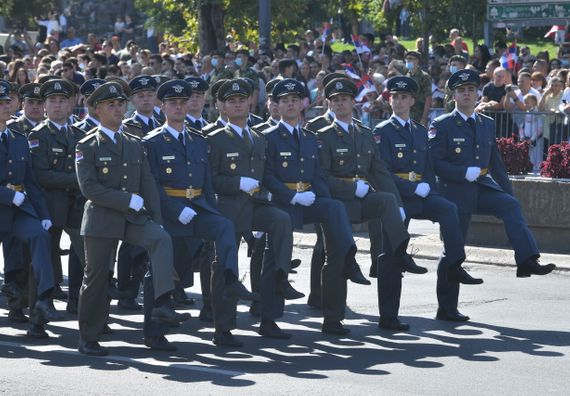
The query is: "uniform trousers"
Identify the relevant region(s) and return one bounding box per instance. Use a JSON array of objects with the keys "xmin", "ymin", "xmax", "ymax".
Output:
[{"xmin": 80, "ymin": 220, "xmax": 173, "ymax": 342}]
